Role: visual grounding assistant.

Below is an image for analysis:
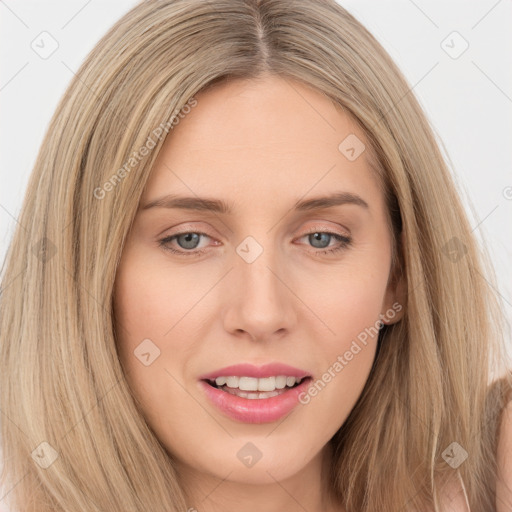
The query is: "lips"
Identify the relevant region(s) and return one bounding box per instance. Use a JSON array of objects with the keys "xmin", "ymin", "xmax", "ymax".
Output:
[
  {"xmin": 199, "ymin": 376, "xmax": 312, "ymax": 423},
  {"xmin": 198, "ymin": 362, "xmax": 312, "ymax": 380},
  {"xmin": 198, "ymin": 362, "xmax": 313, "ymax": 424}
]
